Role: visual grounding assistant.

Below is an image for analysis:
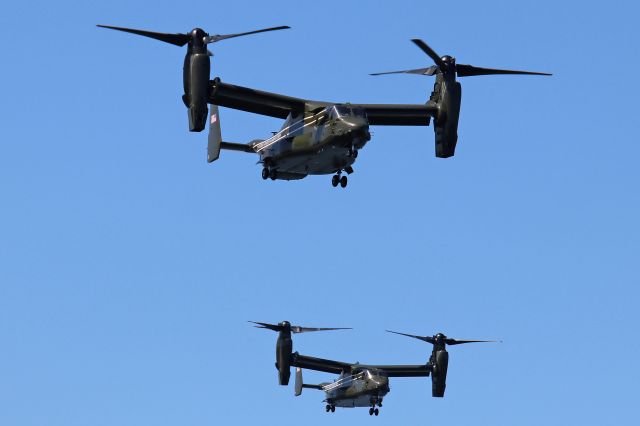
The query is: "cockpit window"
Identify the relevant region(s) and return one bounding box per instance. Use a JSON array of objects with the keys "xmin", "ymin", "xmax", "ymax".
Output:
[
  {"xmin": 334, "ymin": 105, "xmax": 351, "ymax": 117},
  {"xmin": 352, "ymin": 108, "xmax": 366, "ymax": 118},
  {"xmin": 333, "ymin": 105, "xmax": 366, "ymax": 119}
]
